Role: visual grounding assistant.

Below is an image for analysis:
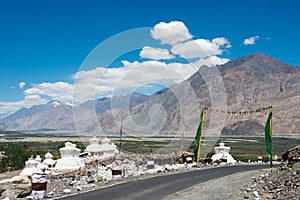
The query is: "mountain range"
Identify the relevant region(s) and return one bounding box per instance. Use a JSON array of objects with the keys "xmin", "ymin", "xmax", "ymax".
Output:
[{"xmin": 1, "ymin": 53, "xmax": 299, "ymax": 135}]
